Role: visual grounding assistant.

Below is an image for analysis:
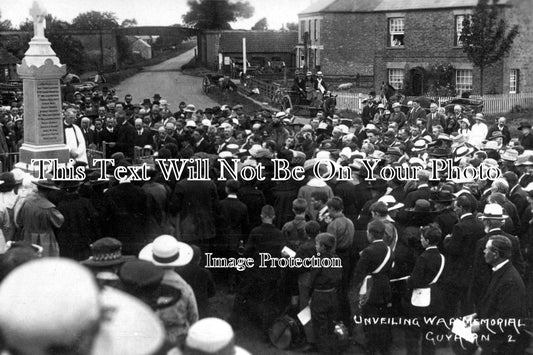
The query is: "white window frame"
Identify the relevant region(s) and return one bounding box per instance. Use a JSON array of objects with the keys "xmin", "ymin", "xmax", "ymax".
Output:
[
  {"xmin": 389, "ymin": 18, "xmax": 405, "ymax": 47},
  {"xmin": 456, "ymin": 69, "xmax": 473, "ymax": 94},
  {"xmin": 455, "ymin": 15, "xmax": 469, "ymax": 46},
  {"xmin": 388, "ymin": 69, "xmax": 404, "ymax": 89},
  {"xmin": 510, "ymin": 69, "xmax": 519, "ymax": 94}
]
